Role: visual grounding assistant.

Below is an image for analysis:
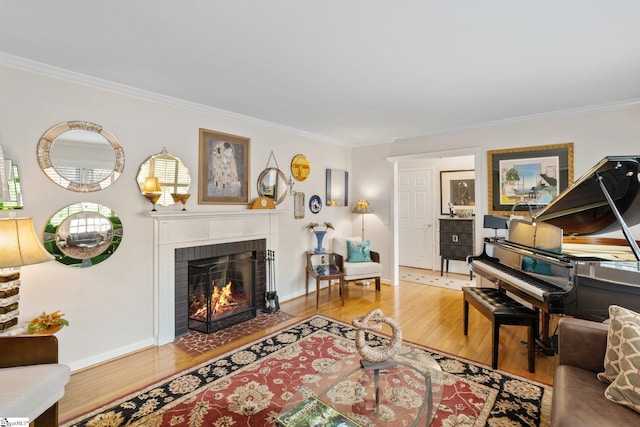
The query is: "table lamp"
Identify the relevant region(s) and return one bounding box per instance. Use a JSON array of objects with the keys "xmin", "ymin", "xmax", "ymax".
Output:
[
  {"xmin": 0, "ymin": 217, "xmax": 54, "ymax": 331},
  {"xmin": 142, "ymin": 177, "xmax": 162, "ymax": 211},
  {"xmin": 352, "ymin": 200, "xmax": 374, "ymax": 241}
]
